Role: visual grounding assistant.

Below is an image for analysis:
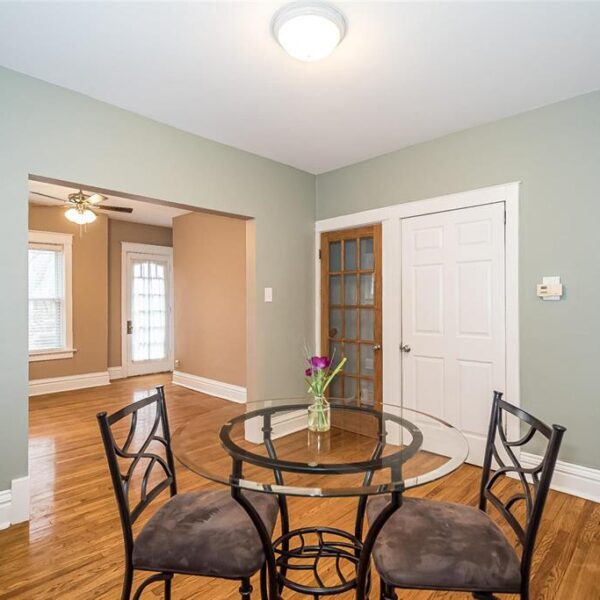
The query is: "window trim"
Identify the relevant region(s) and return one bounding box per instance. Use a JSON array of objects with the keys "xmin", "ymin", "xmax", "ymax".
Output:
[{"xmin": 28, "ymin": 230, "xmax": 75, "ymax": 362}]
